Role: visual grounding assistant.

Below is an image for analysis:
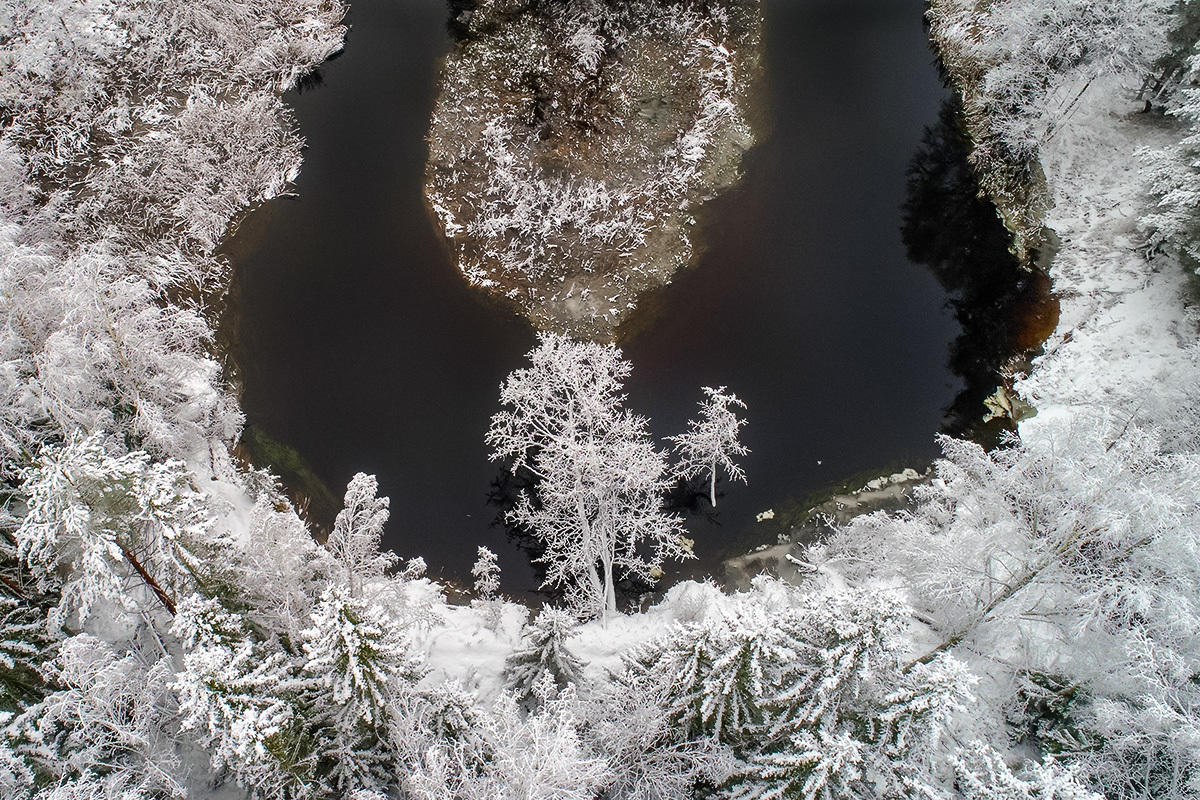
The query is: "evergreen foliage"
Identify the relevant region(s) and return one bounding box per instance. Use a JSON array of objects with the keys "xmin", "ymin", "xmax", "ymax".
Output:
[
  {"xmin": 299, "ymin": 583, "xmax": 425, "ymax": 793},
  {"xmin": 505, "ymin": 607, "xmax": 585, "ymax": 700}
]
